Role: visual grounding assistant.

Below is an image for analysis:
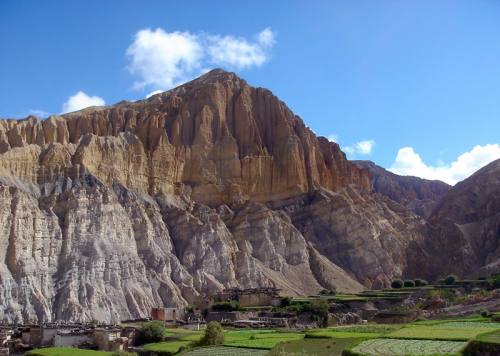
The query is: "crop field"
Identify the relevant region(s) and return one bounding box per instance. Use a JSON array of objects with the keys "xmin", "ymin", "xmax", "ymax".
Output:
[
  {"xmin": 350, "ymin": 338, "xmax": 467, "ymax": 355},
  {"xmin": 387, "ymin": 321, "xmax": 500, "ymax": 341},
  {"xmin": 411, "ymin": 316, "xmax": 490, "ymax": 325},
  {"xmin": 144, "ymin": 340, "xmax": 192, "ymax": 353},
  {"xmin": 306, "ymin": 330, "xmax": 384, "ymax": 339},
  {"xmin": 181, "ymin": 346, "xmax": 268, "ymax": 355},
  {"xmin": 224, "ymin": 331, "xmax": 304, "ymax": 349},
  {"xmin": 268, "ymin": 338, "xmax": 359, "ymax": 356},
  {"xmin": 476, "ymin": 329, "xmax": 500, "ymax": 343},
  {"xmin": 26, "ymin": 348, "xmax": 111, "ymax": 356},
  {"xmin": 331, "ymin": 324, "xmax": 402, "ymax": 334}
]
